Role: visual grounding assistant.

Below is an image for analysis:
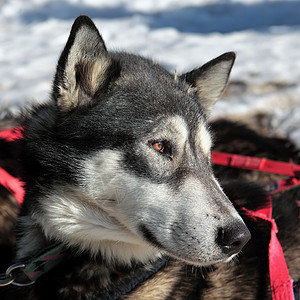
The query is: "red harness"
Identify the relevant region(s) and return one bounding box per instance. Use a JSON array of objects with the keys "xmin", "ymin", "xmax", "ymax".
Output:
[
  {"xmin": 212, "ymin": 151, "xmax": 300, "ymax": 177},
  {"xmin": 0, "ymin": 129, "xmax": 297, "ymax": 299},
  {"xmin": 0, "ymin": 127, "xmax": 24, "ymax": 205},
  {"xmin": 212, "ymin": 151, "xmax": 297, "ymax": 300}
]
